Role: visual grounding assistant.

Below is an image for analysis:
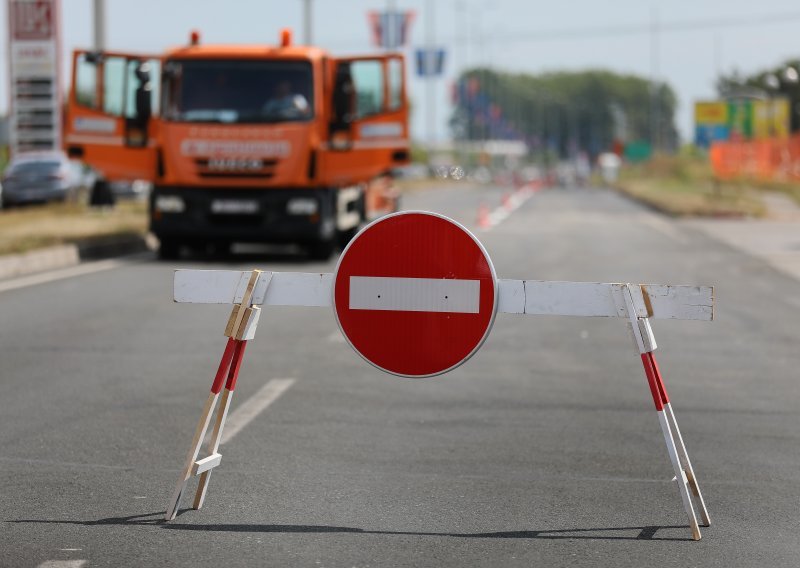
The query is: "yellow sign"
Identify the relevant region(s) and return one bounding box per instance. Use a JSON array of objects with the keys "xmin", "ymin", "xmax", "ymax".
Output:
[
  {"xmin": 752, "ymin": 99, "xmax": 790, "ymax": 139},
  {"xmin": 695, "ymin": 102, "xmax": 728, "ymax": 125}
]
